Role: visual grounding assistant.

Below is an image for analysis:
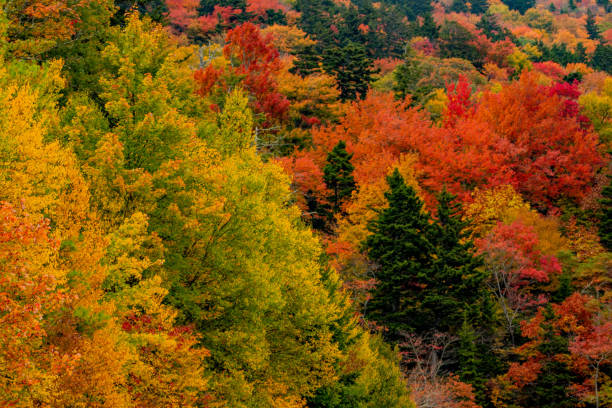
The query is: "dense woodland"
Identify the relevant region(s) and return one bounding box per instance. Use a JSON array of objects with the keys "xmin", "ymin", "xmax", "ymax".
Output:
[{"xmin": 0, "ymin": 0, "xmax": 611, "ymax": 406}]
